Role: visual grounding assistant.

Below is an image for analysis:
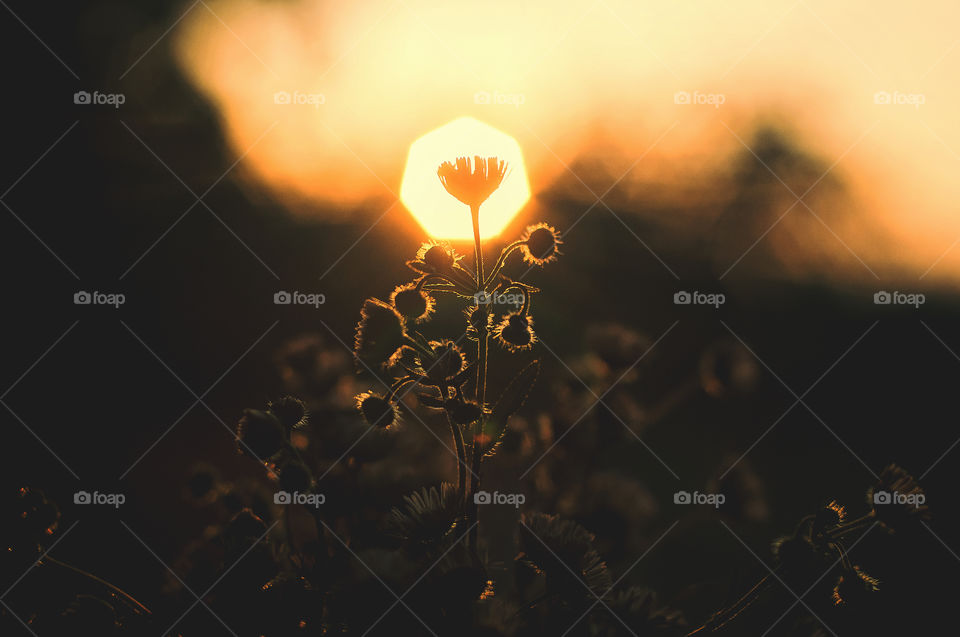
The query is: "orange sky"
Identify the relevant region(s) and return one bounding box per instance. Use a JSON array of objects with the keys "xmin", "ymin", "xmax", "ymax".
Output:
[{"xmin": 175, "ymin": 0, "xmax": 960, "ymax": 283}]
